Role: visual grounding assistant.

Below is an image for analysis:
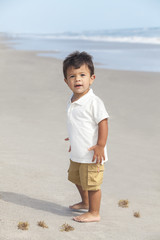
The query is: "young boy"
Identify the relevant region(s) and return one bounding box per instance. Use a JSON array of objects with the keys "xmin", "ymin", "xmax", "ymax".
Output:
[{"xmin": 63, "ymin": 51, "xmax": 109, "ymax": 223}]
